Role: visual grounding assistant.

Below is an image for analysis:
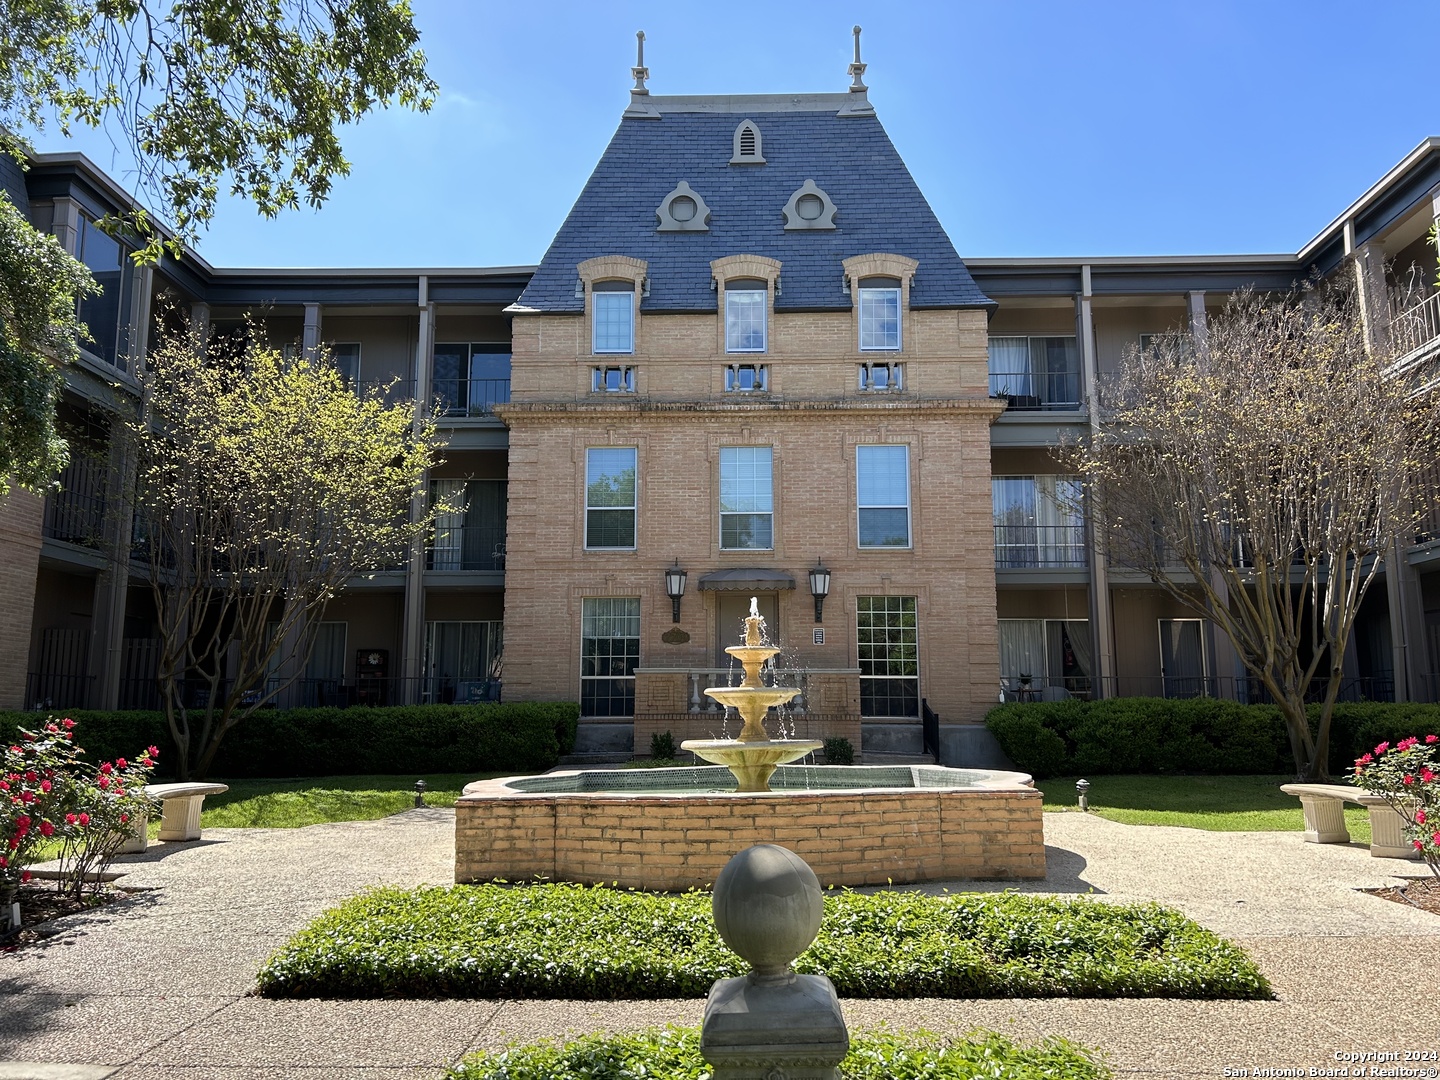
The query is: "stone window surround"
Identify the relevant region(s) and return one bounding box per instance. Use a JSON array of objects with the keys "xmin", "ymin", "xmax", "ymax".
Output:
[
  {"xmin": 579, "ymin": 255, "xmax": 649, "ymax": 356},
  {"xmin": 711, "ymin": 254, "xmax": 781, "ymax": 358},
  {"xmin": 846, "ymin": 432, "xmax": 919, "ymax": 553},
  {"xmin": 842, "ymin": 254, "xmax": 918, "ymax": 355}
]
